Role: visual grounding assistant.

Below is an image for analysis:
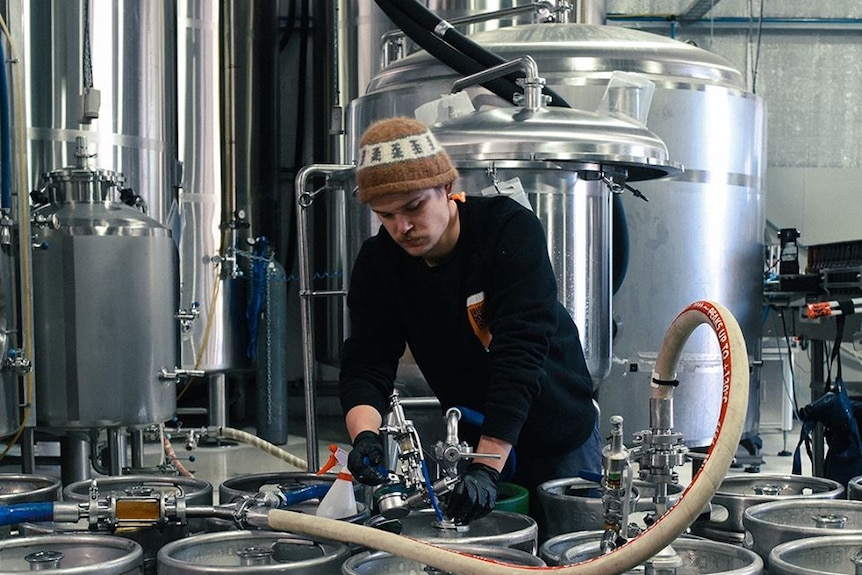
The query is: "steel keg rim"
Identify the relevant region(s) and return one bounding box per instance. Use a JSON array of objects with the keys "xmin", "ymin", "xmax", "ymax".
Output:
[
  {"xmin": 770, "ymin": 534, "xmax": 862, "ymax": 575},
  {"xmin": 156, "ymin": 530, "xmax": 351, "ymax": 572},
  {"xmin": 0, "ymin": 473, "xmax": 62, "ymax": 504}
]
